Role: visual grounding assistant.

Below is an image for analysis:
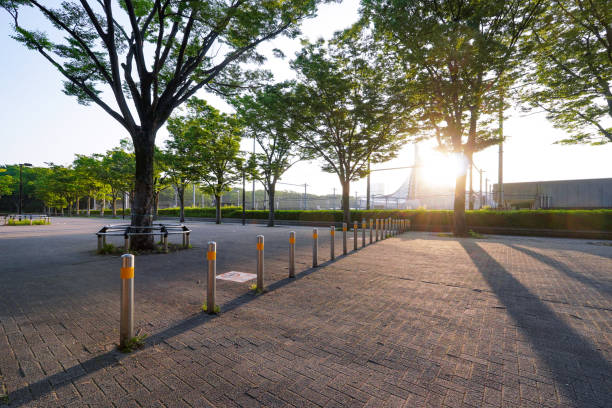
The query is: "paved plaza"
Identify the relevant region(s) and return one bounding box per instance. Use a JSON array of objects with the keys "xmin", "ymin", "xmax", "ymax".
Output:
[{"xmin": 0, "ymin": 218, "xmax": 611, "ymax": 407}]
